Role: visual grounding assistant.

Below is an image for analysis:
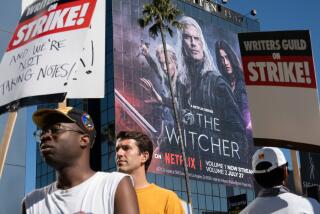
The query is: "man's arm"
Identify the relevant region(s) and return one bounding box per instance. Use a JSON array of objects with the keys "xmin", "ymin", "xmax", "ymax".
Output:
[
  {"xmin": 139, "ymin": 44, "xmax": 162, "ymax": 79},
  {"xmin": 114, "ymin": 176, "xmax": 139, "ymax": 214}
]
